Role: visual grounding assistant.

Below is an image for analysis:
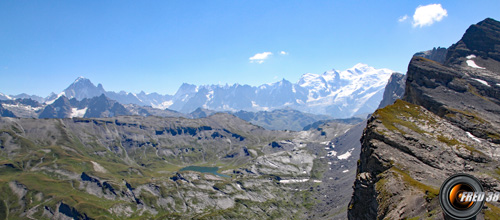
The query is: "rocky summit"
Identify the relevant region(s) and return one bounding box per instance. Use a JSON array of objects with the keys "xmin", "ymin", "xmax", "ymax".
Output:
[{"xmin": 348, "ymin": 18, "xmax": 500, "ymax": 219}]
